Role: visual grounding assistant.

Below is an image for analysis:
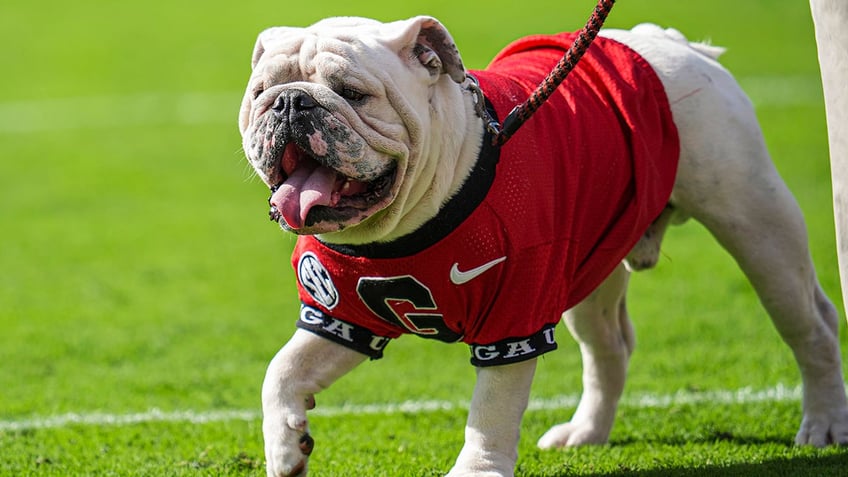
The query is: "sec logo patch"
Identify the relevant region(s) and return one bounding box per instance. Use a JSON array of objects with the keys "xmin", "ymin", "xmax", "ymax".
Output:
[{"xmin": 297, "ymin": 252, "xmax": 339, "ymax": 310}]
